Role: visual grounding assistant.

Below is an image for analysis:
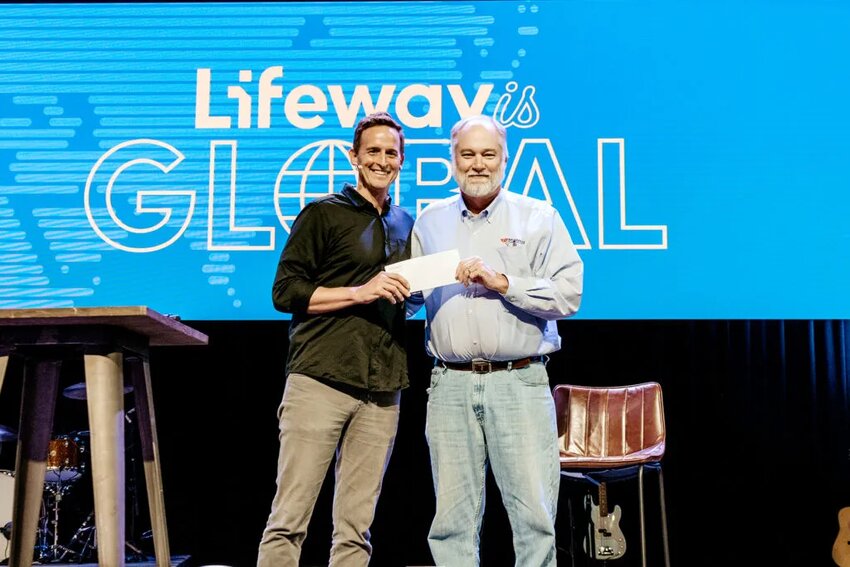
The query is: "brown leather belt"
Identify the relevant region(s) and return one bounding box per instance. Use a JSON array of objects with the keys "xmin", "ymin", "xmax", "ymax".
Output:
[{"xmin": 437, "ymin": 356, "xmax": 543, "ymax": 373}]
